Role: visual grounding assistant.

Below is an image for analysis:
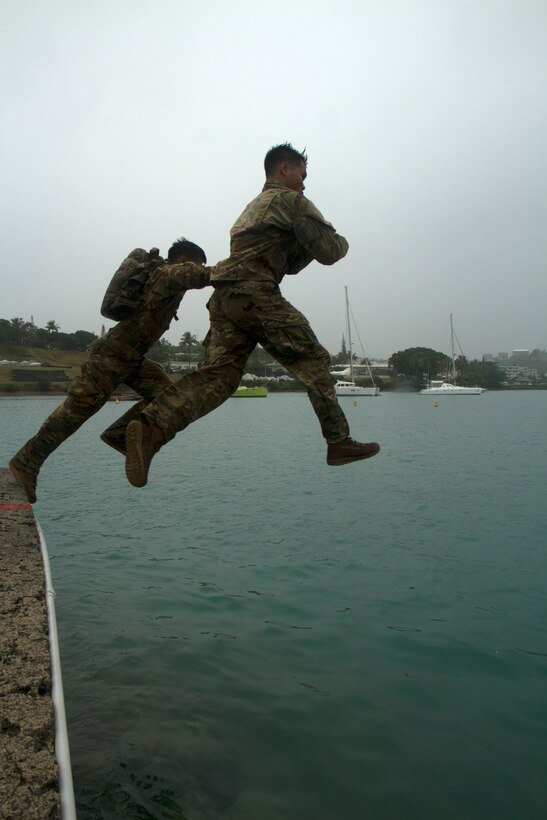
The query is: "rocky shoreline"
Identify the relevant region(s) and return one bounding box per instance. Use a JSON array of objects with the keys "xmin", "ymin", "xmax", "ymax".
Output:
[{"xmin": 0, "ymin": 468, "xmax": 61, "ymax": 819}]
